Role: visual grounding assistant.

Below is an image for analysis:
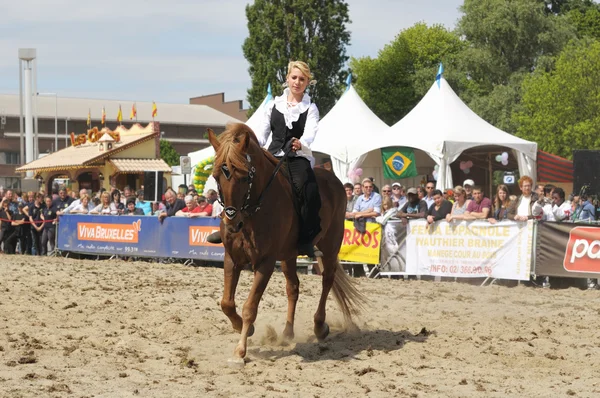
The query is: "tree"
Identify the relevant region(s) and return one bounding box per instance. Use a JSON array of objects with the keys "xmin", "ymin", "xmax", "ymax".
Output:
[
  {"xmin": 160, "ymin": 139, "xmax": 180, "ymax": 166},
  {"xmin": 243, "ymin": 0, "xmax": 351, "ymax": 116},
  {"xmin": 515, "ymin": 39, "xmax": 600, "ymax": 158},
  {"xmin": 350, "ymin": 23, "xmax": 464, "ymax": 125}
]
